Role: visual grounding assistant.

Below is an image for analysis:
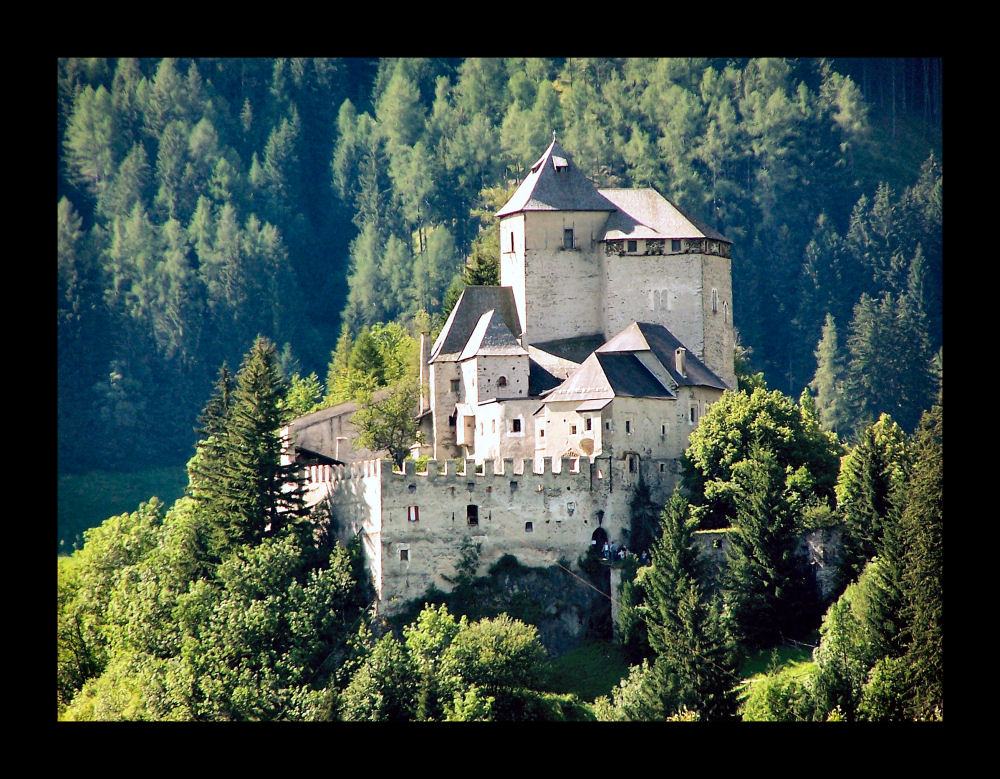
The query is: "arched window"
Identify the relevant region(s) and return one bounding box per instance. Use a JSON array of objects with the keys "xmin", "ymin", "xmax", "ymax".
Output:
[{"xmin": 497, "ymin": 375, "xmax": 507, "ymax": 387}]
